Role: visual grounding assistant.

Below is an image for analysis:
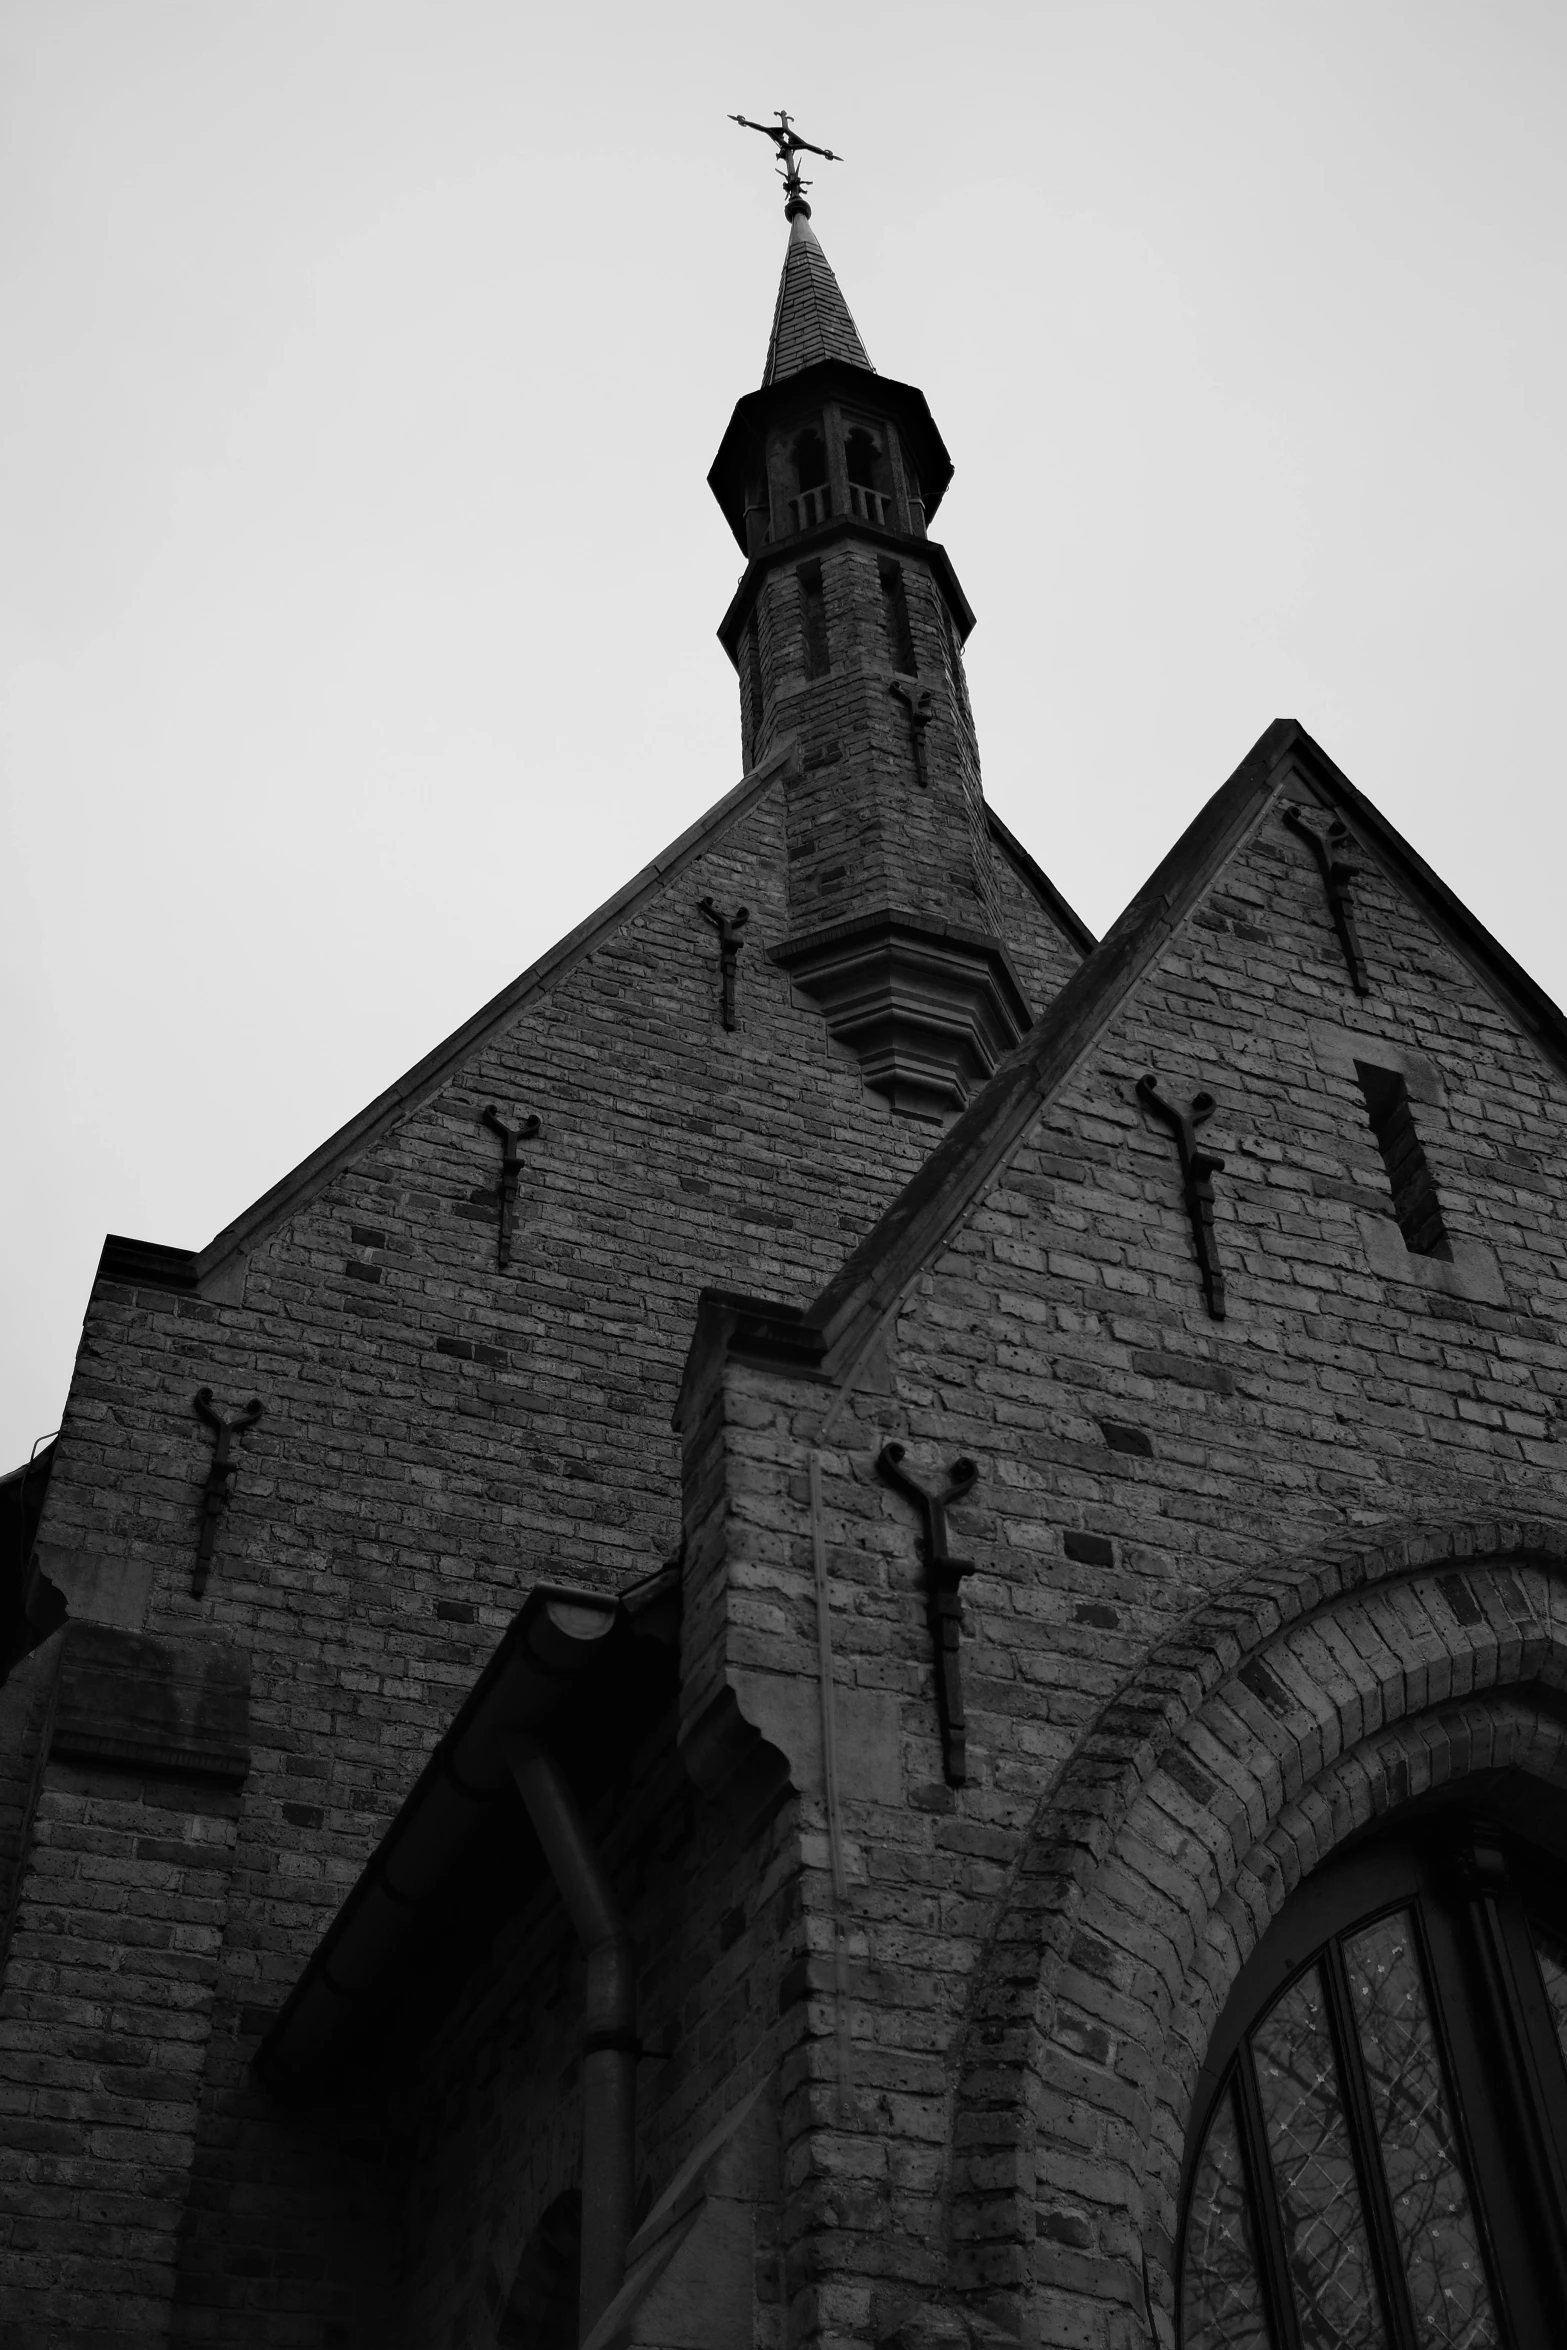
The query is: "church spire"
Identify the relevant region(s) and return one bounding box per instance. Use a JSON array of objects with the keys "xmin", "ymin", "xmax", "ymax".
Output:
[
  {"xmin": 729, "ymin": 108, "xmax": 874, "ymax": 387},
  {"xmin": 762, "ymin": 210, "xmax": 873, "ymax": 386},
  {"xmin": 707, "ymin": 128, "xmax": 1027, "ymax": 1119}
]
